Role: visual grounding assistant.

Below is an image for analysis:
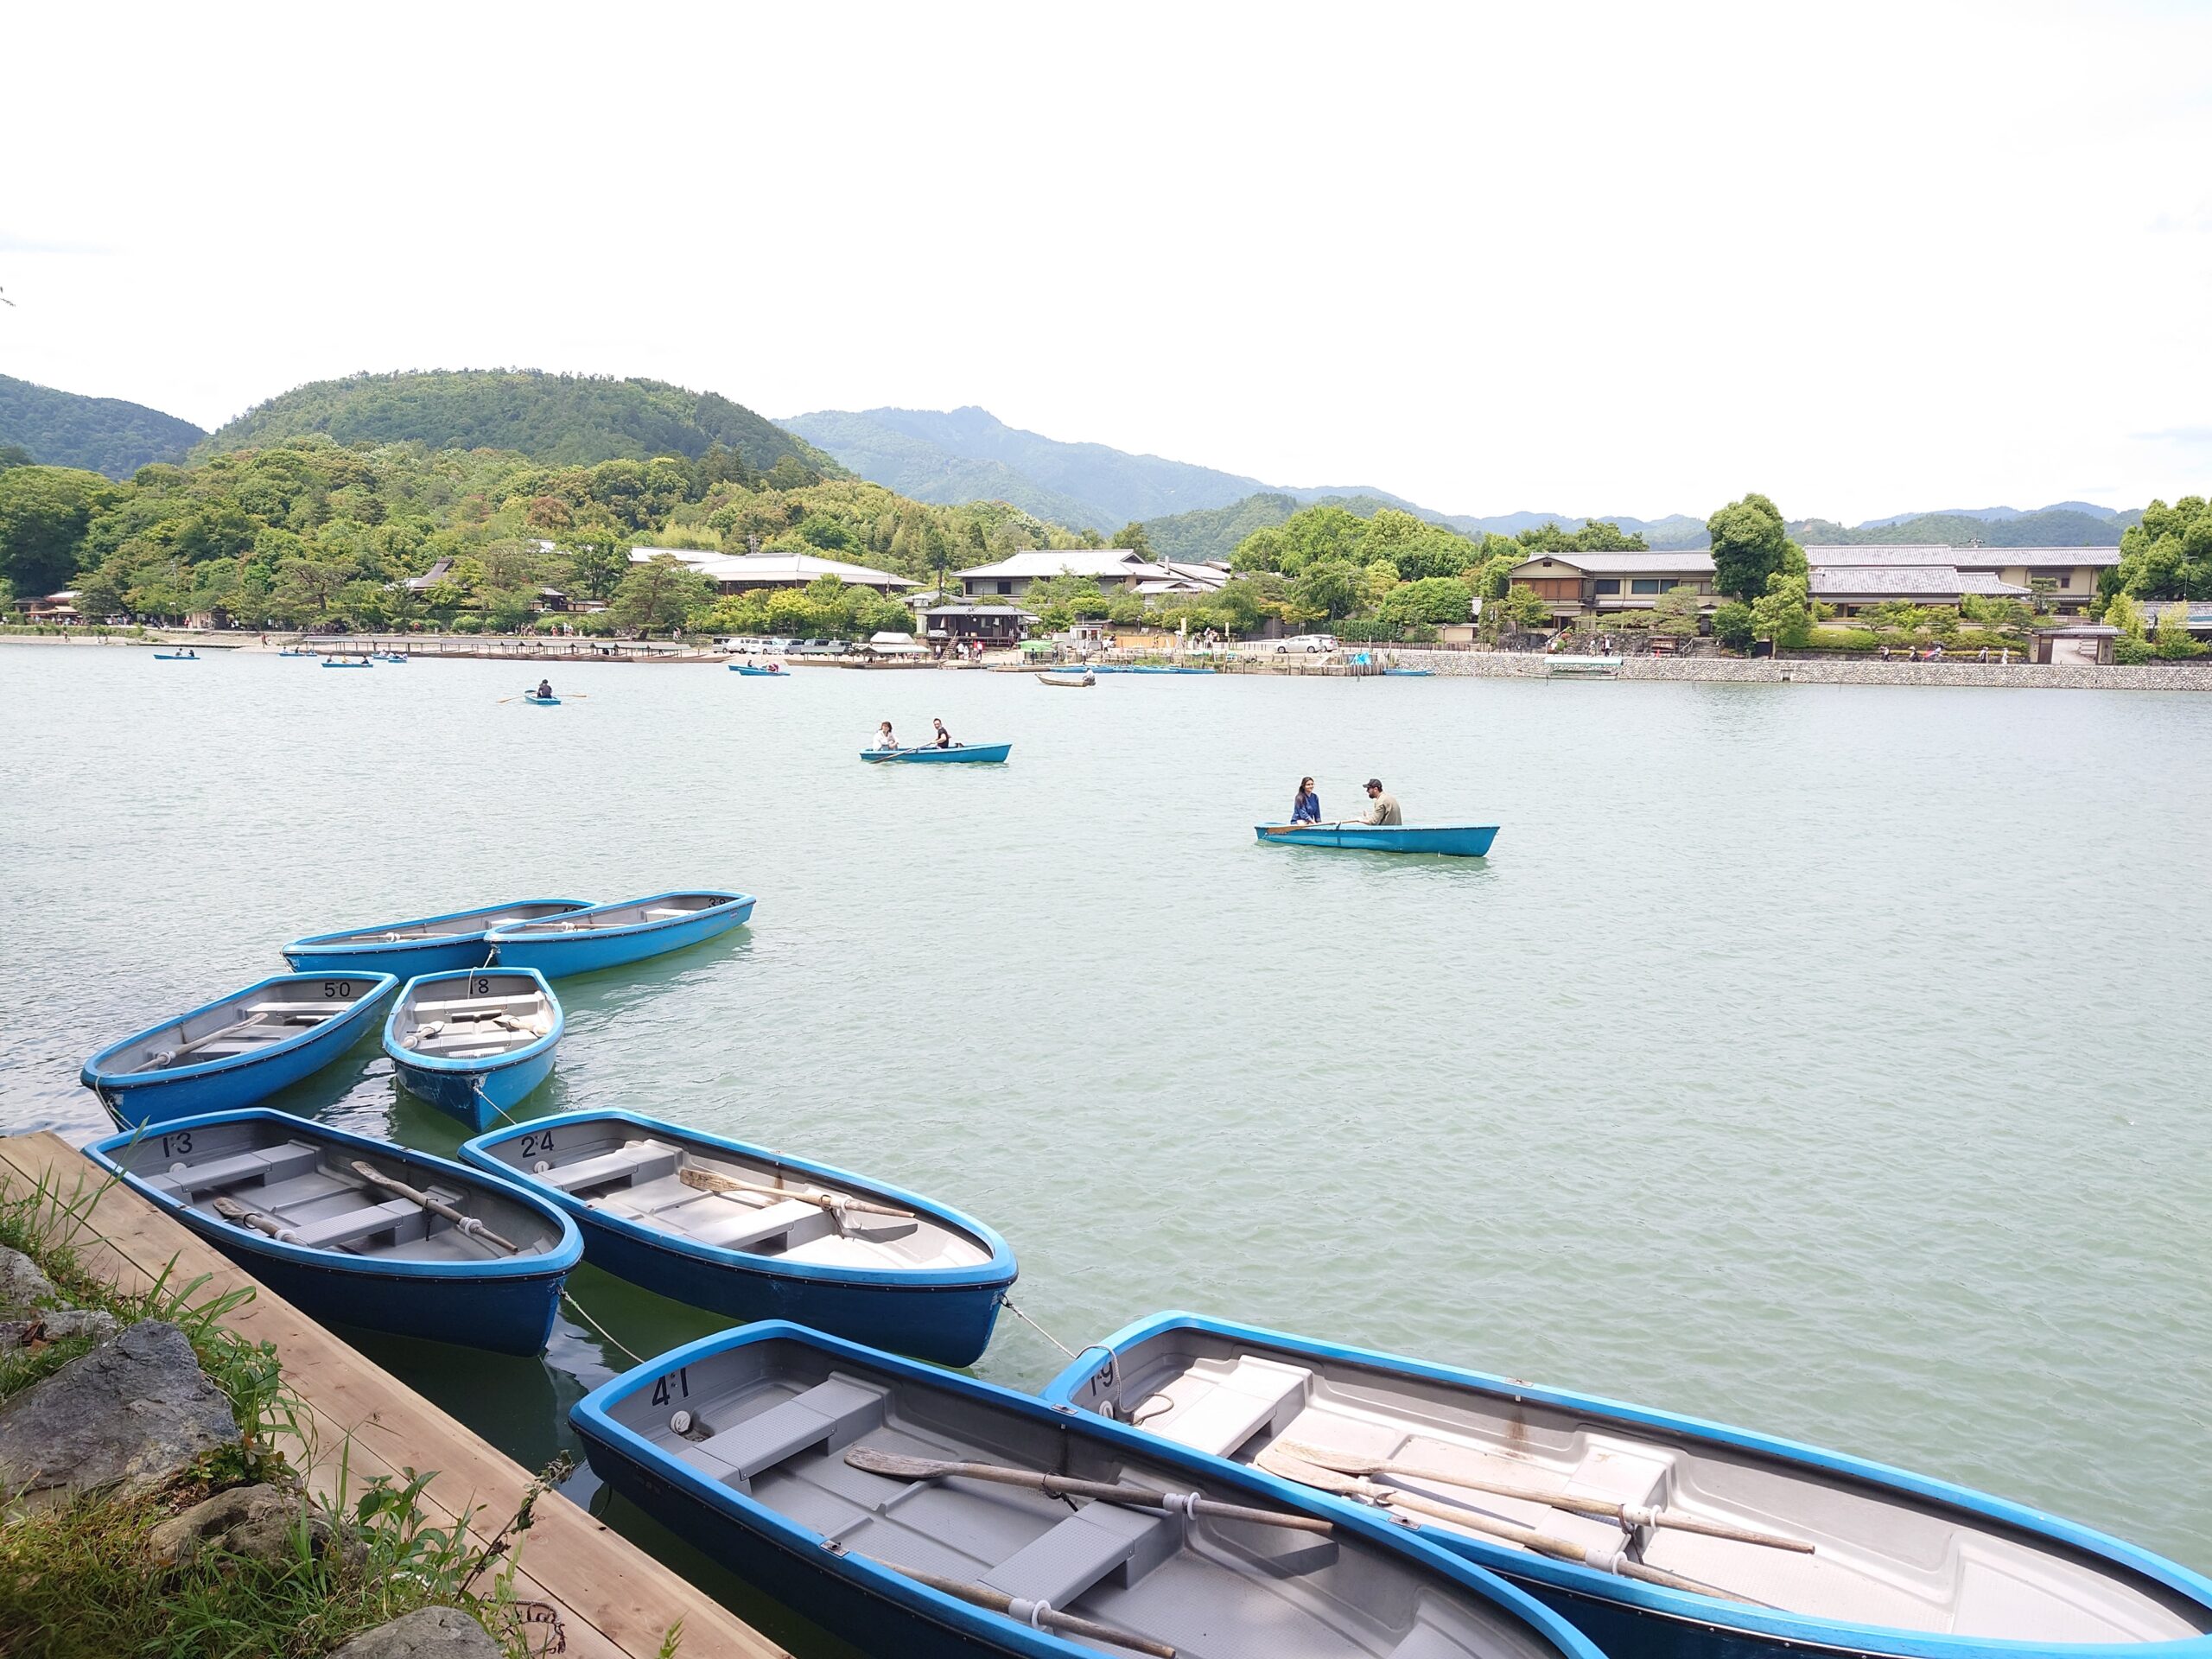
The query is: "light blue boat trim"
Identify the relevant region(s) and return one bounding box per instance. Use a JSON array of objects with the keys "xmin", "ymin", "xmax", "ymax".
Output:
[
  {"xmin": 283, "ymin": 899, "xmax": 594, "ymax": 973},
  {"xmin": 574, "ymin": 1322, "xmax": 1604, "ymax": 1659},
  {"xmin": 321, "ymin": 659, "xmax": 373, "ymax": 667},
  {"xmin": 859, "ymin": 743, "xmax": 1013, "ymax": 764},
  {"xmin": 524, "ymin": 694, "xmax": 560, "ymax": 704},
  {"xmin": 1039, "ymin": 1311, "xmax": 2212, "ymax": 1659},
  {"xmin": 79, "ymin": 971, "xmax": 397, "ymax": 1100},
  {"xmin": 383, "ymin": 968, "xmax": 563, "ymax": 1128}
]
